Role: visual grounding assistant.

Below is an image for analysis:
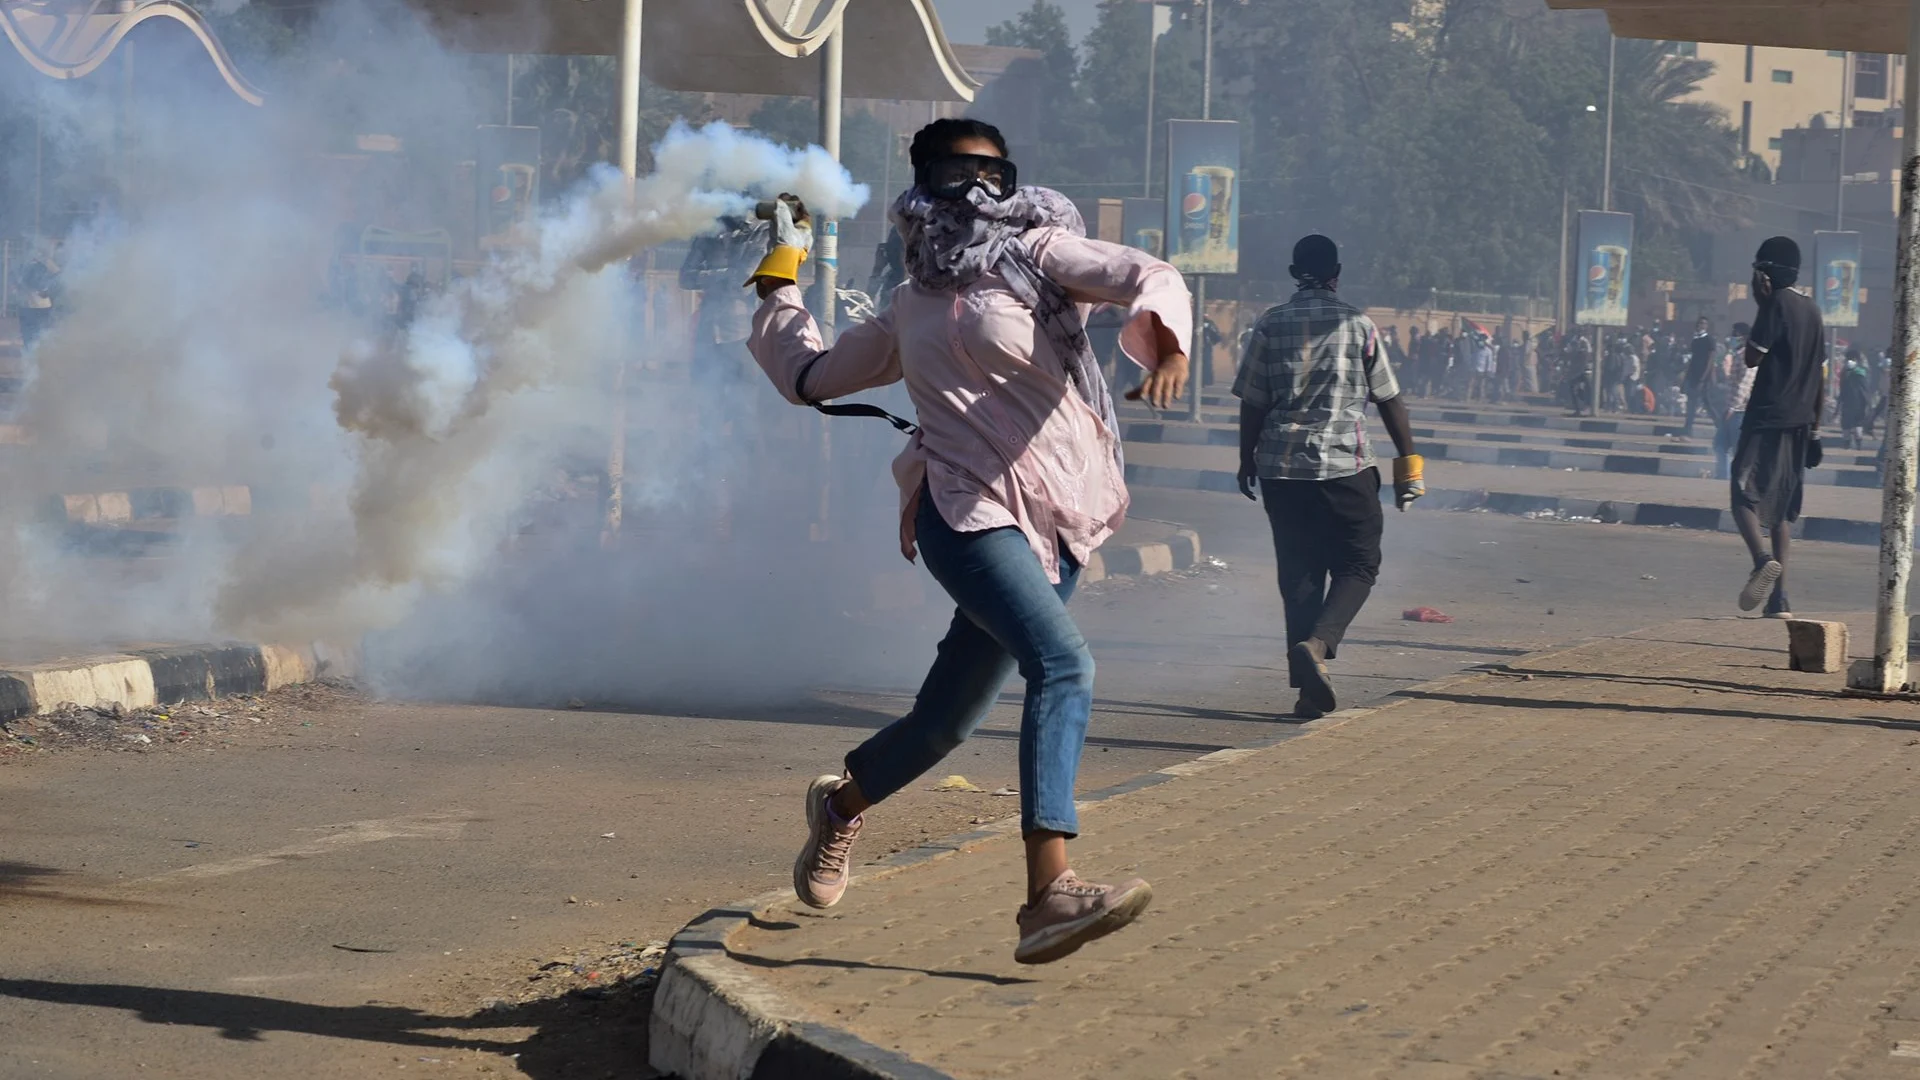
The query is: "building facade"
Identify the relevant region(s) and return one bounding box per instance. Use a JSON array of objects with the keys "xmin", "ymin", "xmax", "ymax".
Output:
[{"xmin": 1681, "ymin": 43, "xmax": 1905, "ymax": 175}]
